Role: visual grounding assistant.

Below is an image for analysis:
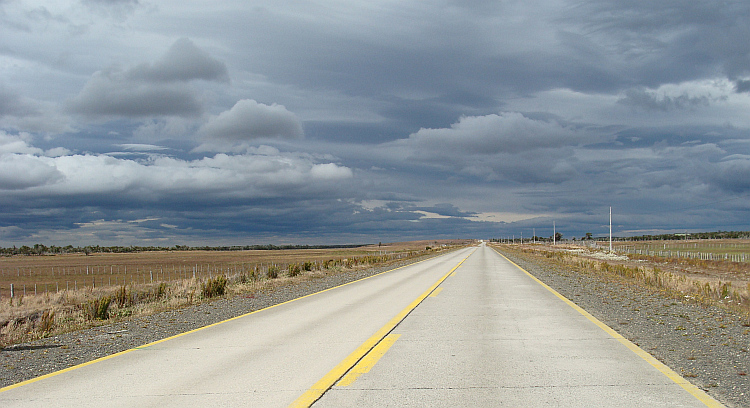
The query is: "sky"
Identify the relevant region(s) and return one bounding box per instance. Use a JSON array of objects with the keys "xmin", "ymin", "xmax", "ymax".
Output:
[{"xmin": 1, "ymin": 0, "xmax": 750, "ymax": 246}]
